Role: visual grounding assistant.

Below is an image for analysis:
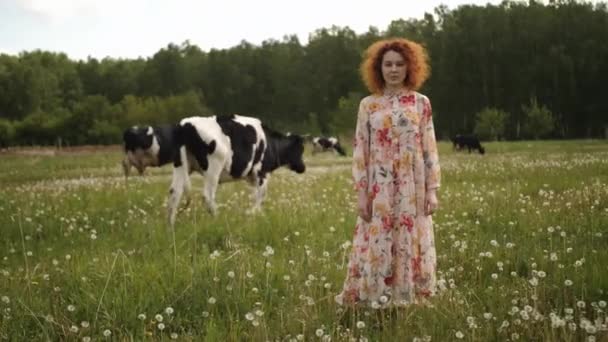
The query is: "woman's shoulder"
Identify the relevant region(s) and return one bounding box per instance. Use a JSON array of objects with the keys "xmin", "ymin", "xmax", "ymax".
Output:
[
  {"xmin": 413, "ymin": 91, "xmax": 431, "ymax": 104},
  {"xmin": 359, "ymin": 94, "xmax": 384, "ymax": 106}
]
